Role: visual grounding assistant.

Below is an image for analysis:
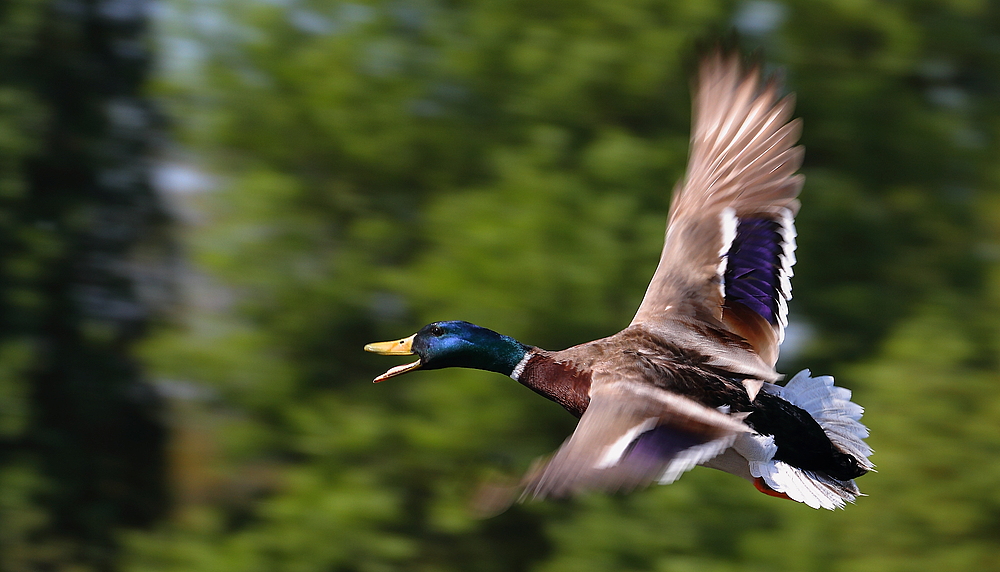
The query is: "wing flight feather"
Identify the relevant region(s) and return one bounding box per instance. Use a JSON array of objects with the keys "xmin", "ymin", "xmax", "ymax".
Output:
[
  {"xmin": 631, "ymin": 51, "xmax": 803, "ymax": 368},
  {"xmin": 521, "ymin": 375, "xmax": 749, "ymax": 499}
]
